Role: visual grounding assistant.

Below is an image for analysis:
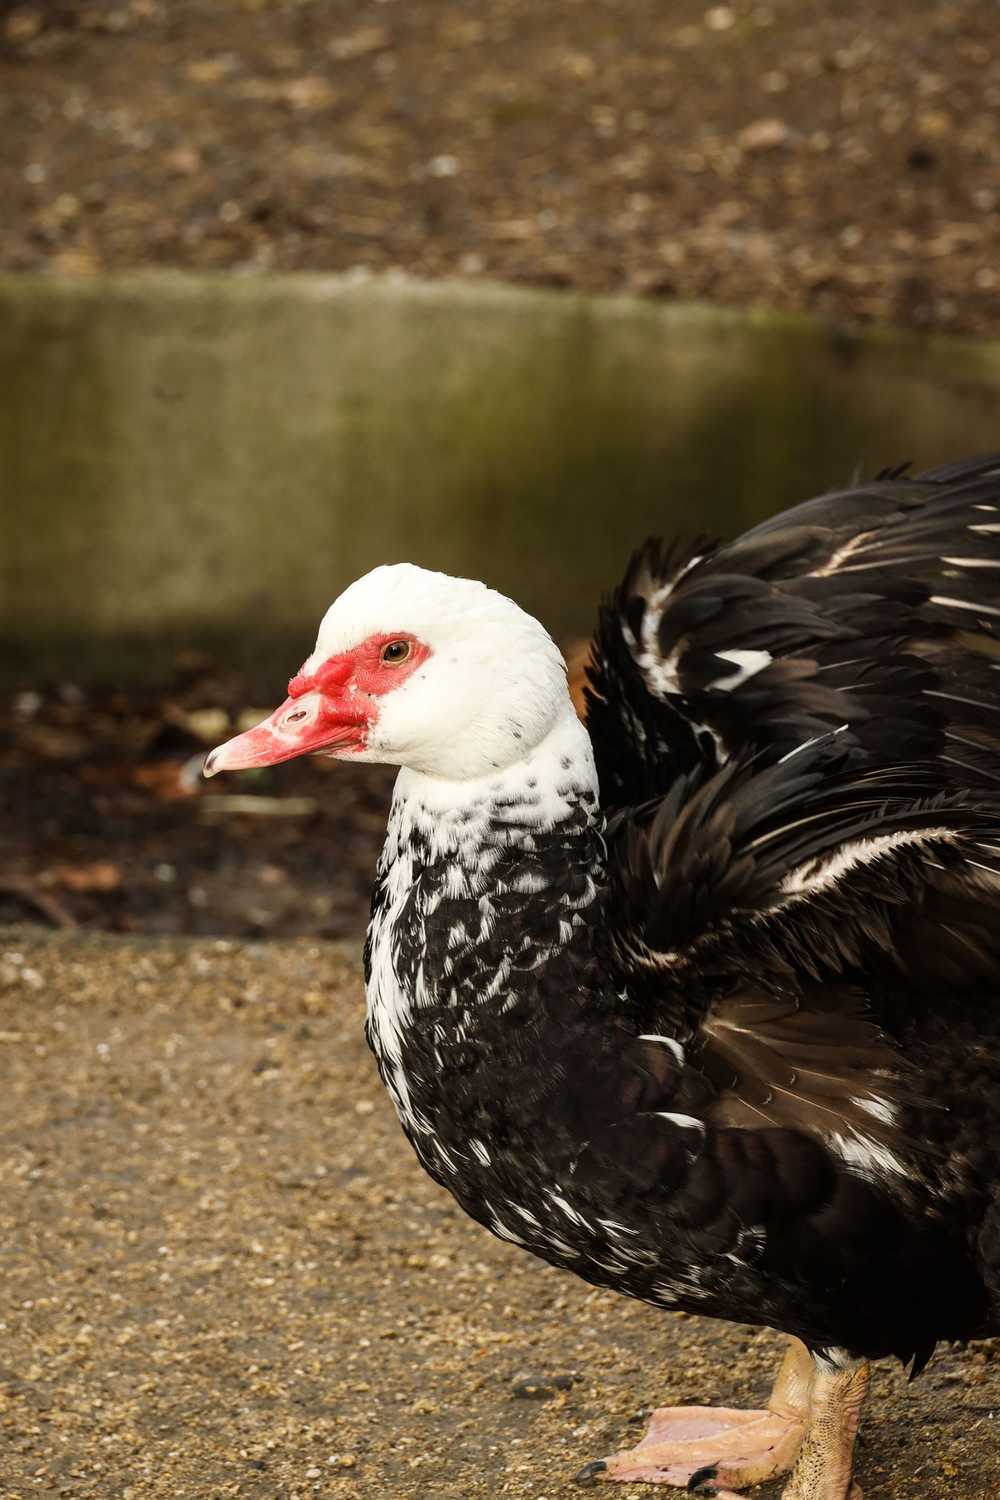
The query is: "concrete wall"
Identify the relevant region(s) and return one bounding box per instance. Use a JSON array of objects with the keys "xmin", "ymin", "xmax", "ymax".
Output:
[{"xmin": 3, "ymin": 272, "xmax": 1000, "ymax": 682}]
